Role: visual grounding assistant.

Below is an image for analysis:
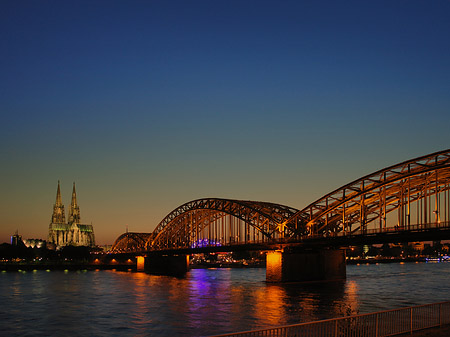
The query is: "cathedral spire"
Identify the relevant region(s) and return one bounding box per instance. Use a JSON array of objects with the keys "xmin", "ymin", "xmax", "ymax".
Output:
[
  {"xmin": 56, "ymin": 180, "xmax": 62, "ymax": 206},
  {"xmin": 69, "ymin": 182, "xmax": 81, "ymax": 224},
  {"xmin": 51, "ymin": 181, "xmax": 65, "ymax": 224},
  {"xmin": 71, "ymin": 182, "xmax": 77, "ymax": 208}
]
